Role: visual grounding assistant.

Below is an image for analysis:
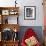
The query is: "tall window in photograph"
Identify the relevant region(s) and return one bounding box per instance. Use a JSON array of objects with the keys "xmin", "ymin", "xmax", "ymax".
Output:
[{"xmin": 24, "ymin": 6, "xmax": 36, "ymax": 20}]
